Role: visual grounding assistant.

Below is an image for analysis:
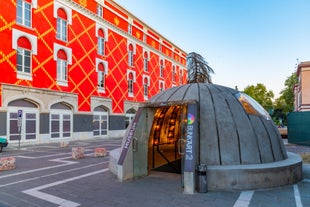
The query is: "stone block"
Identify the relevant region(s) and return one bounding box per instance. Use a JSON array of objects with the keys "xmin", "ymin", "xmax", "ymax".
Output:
[
  {"xmin": 72, "ymin": 147, "xmax": 85, "ymax": 160},
  {"xmin": 95, "ymin": 148, "xmax": 107, "ymax": 157},
  {"xmin": 0, "ymin": 157, "xmax": 16, "ymax": 171},
  {"xmin": 60, "ymin": 141, "xmax": 69, "ymax": 148}
]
